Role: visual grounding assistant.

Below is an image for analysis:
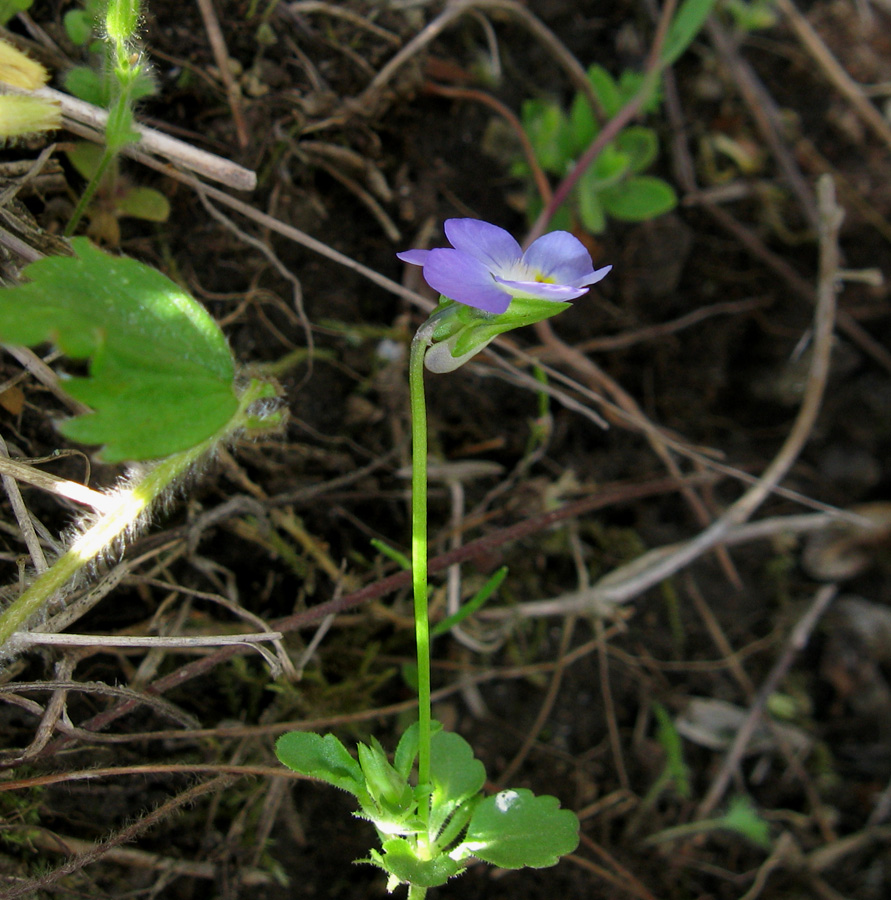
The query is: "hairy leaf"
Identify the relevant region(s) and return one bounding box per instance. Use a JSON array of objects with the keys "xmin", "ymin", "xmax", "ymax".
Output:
[
  {"xmin": 369, "ymin": 839, "xmax": 462, "ymax": 888},
  {"xmin": 463, "ymin": 788, "xmax": 579, "ymax": 869},
  {"xmin": 275, "ymin": 732, "xmax": 365, "ymax": 797},
  {"xmin": 0, "ymin": 238, "xmax": 238, "ymax": 461}
]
